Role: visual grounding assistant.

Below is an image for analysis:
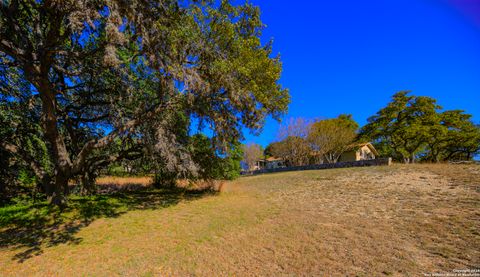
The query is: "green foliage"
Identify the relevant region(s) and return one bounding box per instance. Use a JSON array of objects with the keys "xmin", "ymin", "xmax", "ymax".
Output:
[
  {"xmin": 218, "ymin": 141, "xmax": 243, "ymax": 180},
  {"xmin": 152, "ymin": 134, "xmax": 242, "ymax": 187},
  {"xmin": 107, "ymin": 165, "xmax": 128, "ymax": 177},
  {"xmin": 0, "ymin": 100, "xmax": 52, "ymax": 203},
  {"xmin": 17, "ymin": 170, "xmax": 36, "ymax": 188},
  {"xmin": 337, "ymin": 114, "xmax": 359, "ymax": 131},
  {"xmin": 425, "ymin": 111, "xmax": 480, "ymax": 161},
  {"xmin": 360, "ymin": 91, "xmax": 480, "ymax": 162},
  {"xmin": 308, "ymin": 114, "xmax": 359, "ymax": 163},
  {"xmin": 0, "ymin": 0, "xmax": 289, "ymax": 203},
  {"xmin": 190, "ymin": 134, "xmax": 243, "ymax": 181}
]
